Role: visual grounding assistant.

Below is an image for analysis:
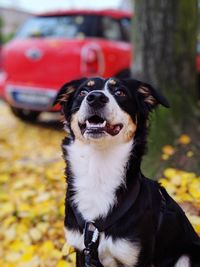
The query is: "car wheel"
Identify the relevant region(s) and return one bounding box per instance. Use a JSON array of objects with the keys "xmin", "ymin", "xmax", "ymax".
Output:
[{"xmin": 10, "ymin": 107, "xmax": 41, "ymax": 122}]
